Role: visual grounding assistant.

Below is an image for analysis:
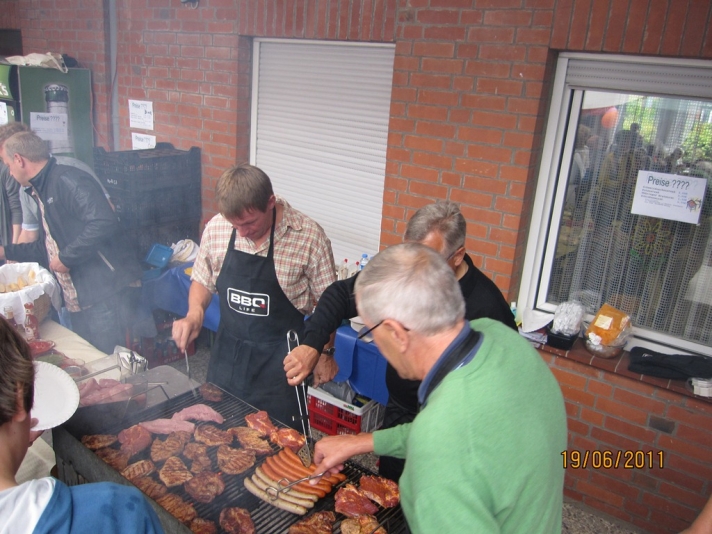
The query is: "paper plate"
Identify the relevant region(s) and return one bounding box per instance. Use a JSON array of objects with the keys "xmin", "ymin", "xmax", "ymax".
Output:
[{"xmin": 32, "ymin": 361, "xmax": 80, "ymax": 431}]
